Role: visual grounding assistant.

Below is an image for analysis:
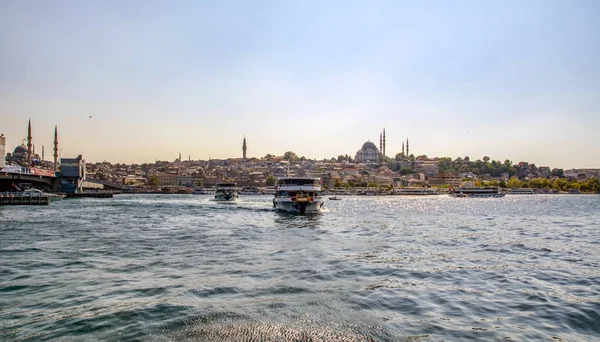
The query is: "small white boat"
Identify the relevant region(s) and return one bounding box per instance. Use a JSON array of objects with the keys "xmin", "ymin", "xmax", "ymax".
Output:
[
  {"xmin": 328, "ymin": 195, "xmax": 342, "ymax": 200},
  {"xmin": 273, "ymin": 177, "xmax": 325, "ymax": 214},
  {"xmin": 214, "ymin": 182, "xmax": 239, "ymax": 202},
  {"xmin": 16, "ymin": 183, "xmax": 65, "ymax": 202},
  {"xmin": 192, "ymin": 187, "xmax": 214, "ymax": 195}
]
